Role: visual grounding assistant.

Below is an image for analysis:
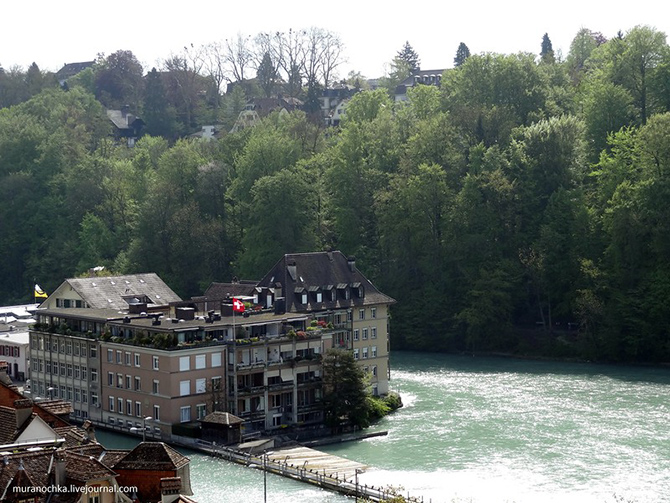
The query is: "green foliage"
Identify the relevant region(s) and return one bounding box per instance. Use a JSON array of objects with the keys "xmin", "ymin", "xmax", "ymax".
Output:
[
  {"xmin": 4, "ymin": 26, "xmax": 670, "ymax": 363},
  {"xmin": 396, "ymin": 41, "xmax": 420, "ymax": 72},
  {"xmin": 322, "ymin": 349, "xmax": 370, "ymax": 430},
  {"xmin": 454, "ymin": 42, "xmax": 471, "ymax": 67}
]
